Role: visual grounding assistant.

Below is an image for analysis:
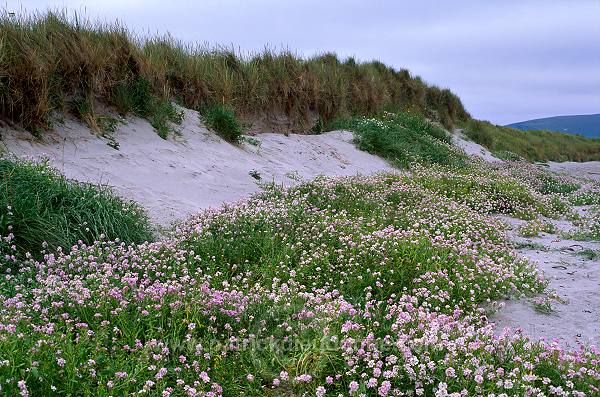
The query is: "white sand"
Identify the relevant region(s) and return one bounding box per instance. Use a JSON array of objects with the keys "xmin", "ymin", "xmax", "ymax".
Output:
[
  {"xmin": 1, "ymin": 108, "xmax": 394, "ymax": 226},
  {"xmin": 548, "ymin": 161, "xmax": 600, "ymax": 182},
  {"xmin": 491, "ymin": 213, "xmax": 600, "ymax": 348},
  {"xmin": 452, "ymin": 130, "xmax": 500, "ymax": 163}
]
